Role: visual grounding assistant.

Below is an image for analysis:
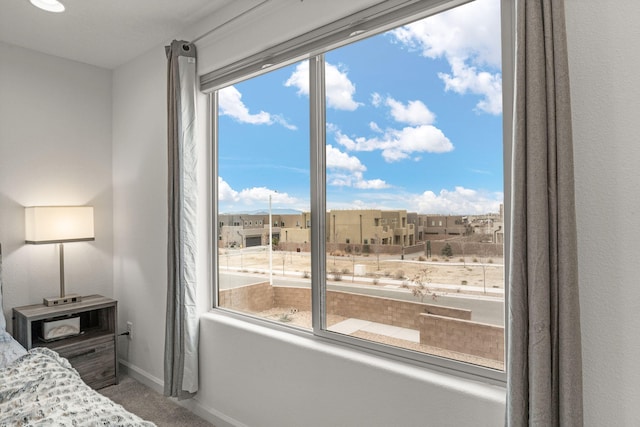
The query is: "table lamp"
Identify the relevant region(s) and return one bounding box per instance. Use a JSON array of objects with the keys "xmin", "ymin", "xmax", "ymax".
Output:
[{"xmin": 25, "ymin": 206, "xmax": 94, "ymax": 306}]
